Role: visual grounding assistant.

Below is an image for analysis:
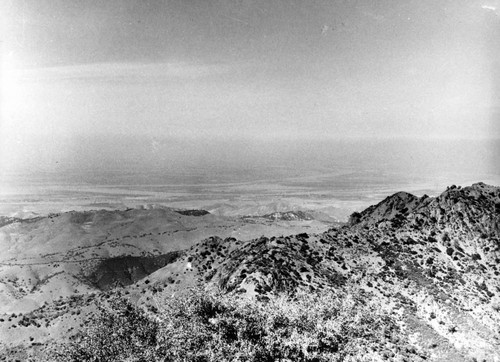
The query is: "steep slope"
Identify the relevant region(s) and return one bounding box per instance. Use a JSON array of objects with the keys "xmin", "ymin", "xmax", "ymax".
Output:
[
  {"xmin": 137, "ymin": 183, "xmax": 500, "ymax": 361},
  {"xmin": 1, "ymin": 183, "xmax": 499, "ymax": 361}
]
